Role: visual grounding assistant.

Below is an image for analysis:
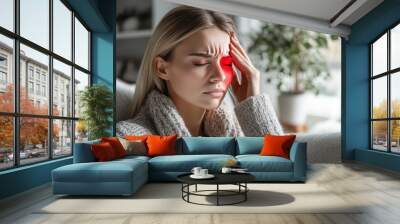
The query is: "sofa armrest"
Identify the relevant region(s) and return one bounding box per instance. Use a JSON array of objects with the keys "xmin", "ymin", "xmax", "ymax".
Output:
[
  {"xmin": 289, "ymin": 141, "xmax": 307, "ymax": 181},
  {"xmin": 73, "ymin": 140, "xmax": 100, "ymax": 163}
]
